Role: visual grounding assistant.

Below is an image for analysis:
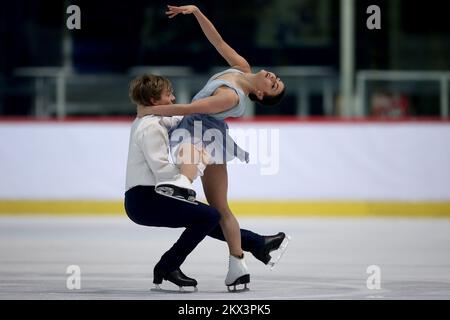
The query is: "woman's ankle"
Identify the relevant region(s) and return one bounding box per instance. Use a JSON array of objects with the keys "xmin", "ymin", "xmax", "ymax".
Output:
[{"xmin": 230, "ymin": 252, "xmax": 244, "ymax": 259}]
